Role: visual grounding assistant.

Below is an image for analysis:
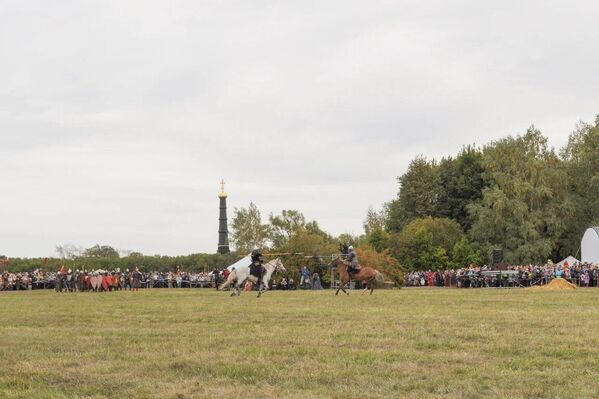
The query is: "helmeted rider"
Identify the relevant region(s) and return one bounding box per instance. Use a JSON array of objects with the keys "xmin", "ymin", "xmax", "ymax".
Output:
[
  {"xmin": 249, "ymin": 249, "xmax": 264, "ymax": 278},
  {"xmin": 339, "ymin": 243, "xmax": 349, "ymax": 256},
  {"xmin": 346, "ymin": 245, "xmax": 360, "ymax": 274}
]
